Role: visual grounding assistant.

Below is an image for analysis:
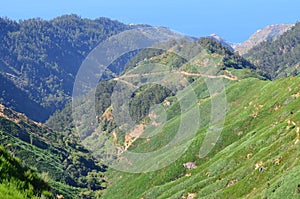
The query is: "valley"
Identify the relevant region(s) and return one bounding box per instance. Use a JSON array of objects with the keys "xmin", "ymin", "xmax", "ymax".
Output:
[{"xmin": 0, "ymin": 15, "xmax": 300, "ymax": 199}]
